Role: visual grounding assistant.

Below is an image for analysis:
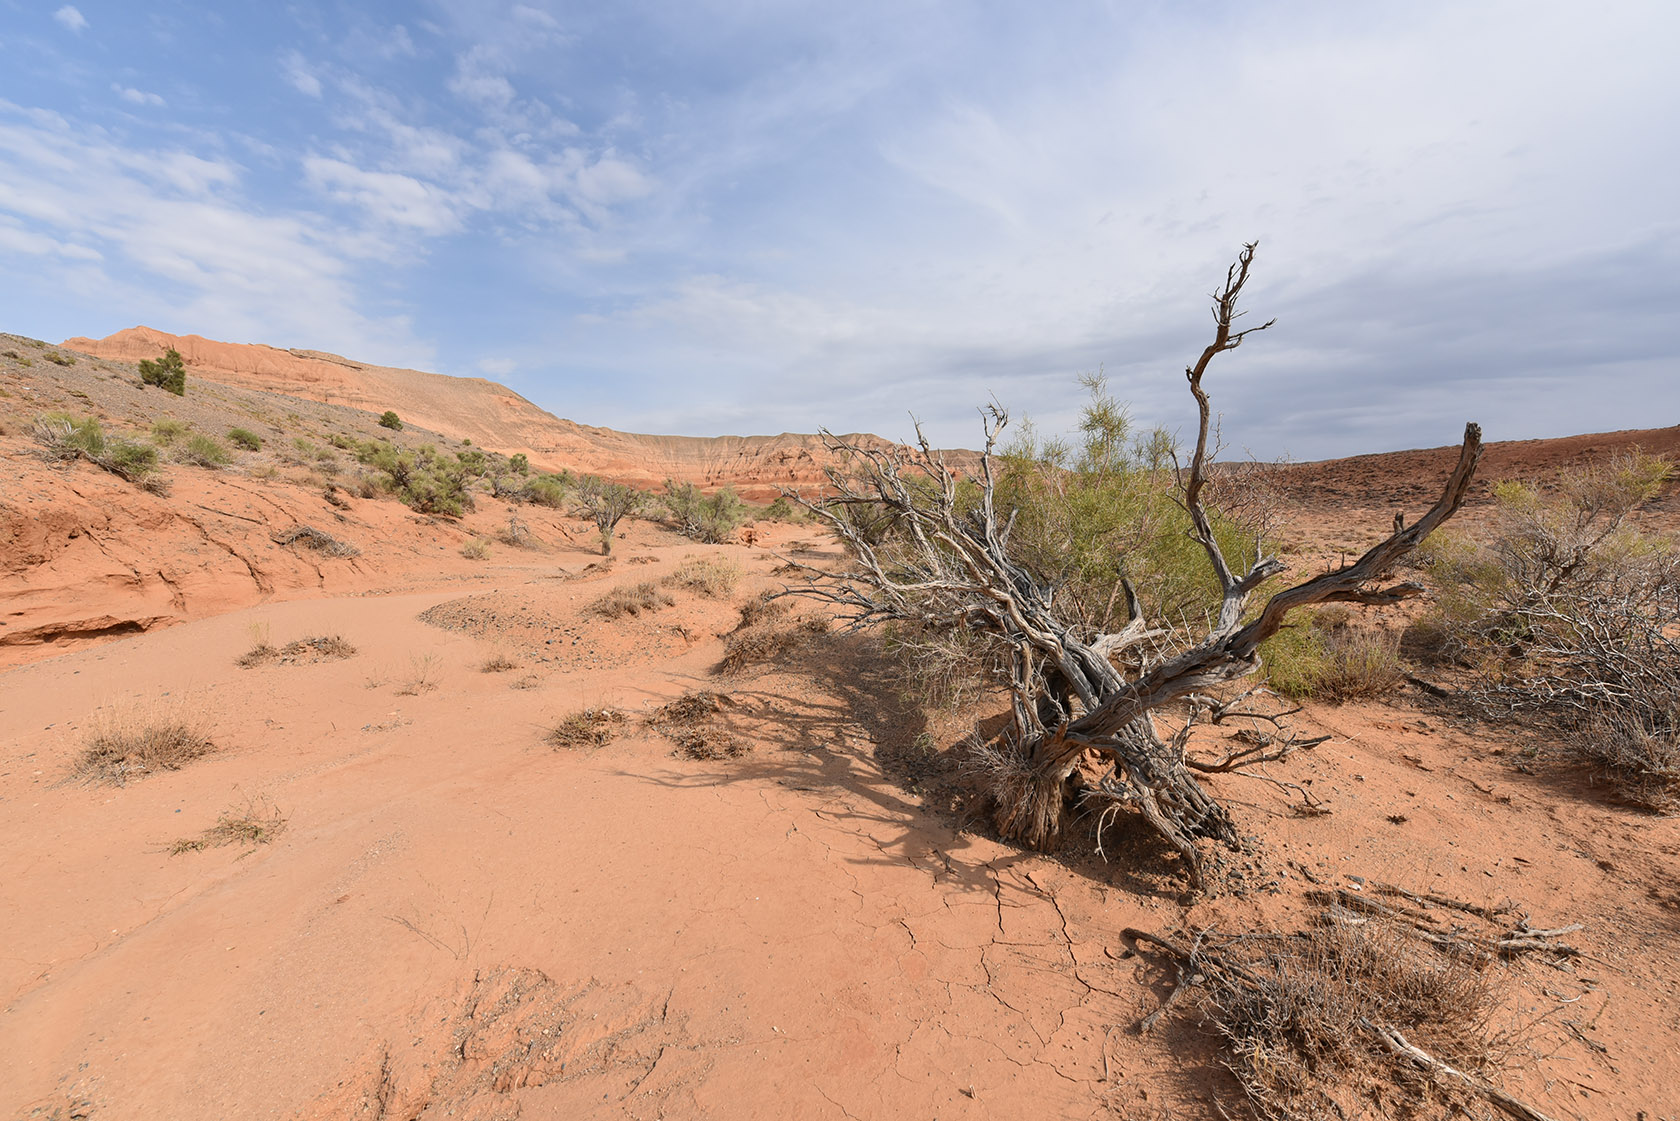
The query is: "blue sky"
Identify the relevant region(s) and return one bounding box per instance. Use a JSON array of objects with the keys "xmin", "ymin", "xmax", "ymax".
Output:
[{"xmin": 1, "ymin": 1, "xmax": 1675, "ymax": 459}]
